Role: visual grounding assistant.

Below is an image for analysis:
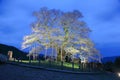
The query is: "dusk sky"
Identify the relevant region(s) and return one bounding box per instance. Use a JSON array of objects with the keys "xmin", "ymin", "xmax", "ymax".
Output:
[{"xmin": 0, "ymin": 0, "xmax": 120, "ymax": 57}]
